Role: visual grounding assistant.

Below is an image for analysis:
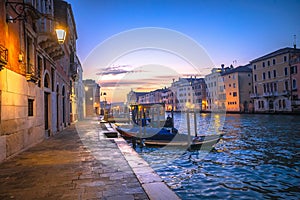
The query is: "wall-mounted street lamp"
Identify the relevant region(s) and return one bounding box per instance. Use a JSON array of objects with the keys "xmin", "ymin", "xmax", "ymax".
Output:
[
  {"xmin": 5, "ymin": 1, "xmax": 67, "ymax": 44},
  {"xmin": 55, "ymin": 29, "xmax": 67, "ymax": 44}
]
